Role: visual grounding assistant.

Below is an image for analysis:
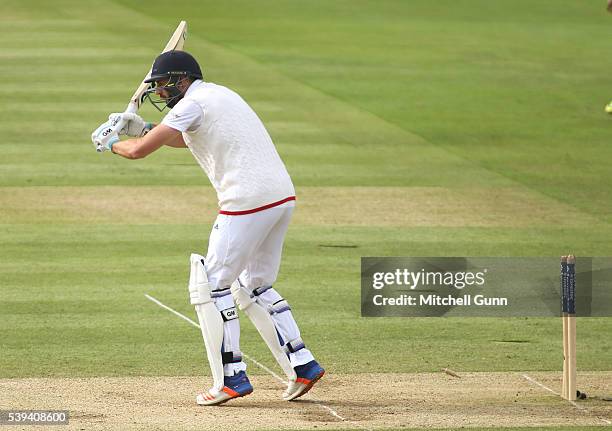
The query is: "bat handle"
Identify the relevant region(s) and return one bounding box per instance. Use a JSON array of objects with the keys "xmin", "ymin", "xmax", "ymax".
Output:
[{"xmin": 125, "ymin": 101, "xmax": 138, "ymax": 114}]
